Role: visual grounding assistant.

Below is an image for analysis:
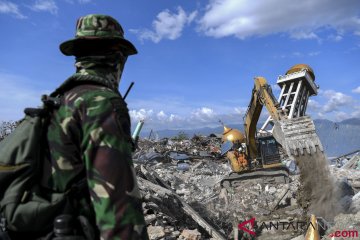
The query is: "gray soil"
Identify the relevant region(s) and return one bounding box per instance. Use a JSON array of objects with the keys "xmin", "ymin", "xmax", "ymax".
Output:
[{"xmin": 295, "ymin": 148, "xmax": 342, "ymax": 221}]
